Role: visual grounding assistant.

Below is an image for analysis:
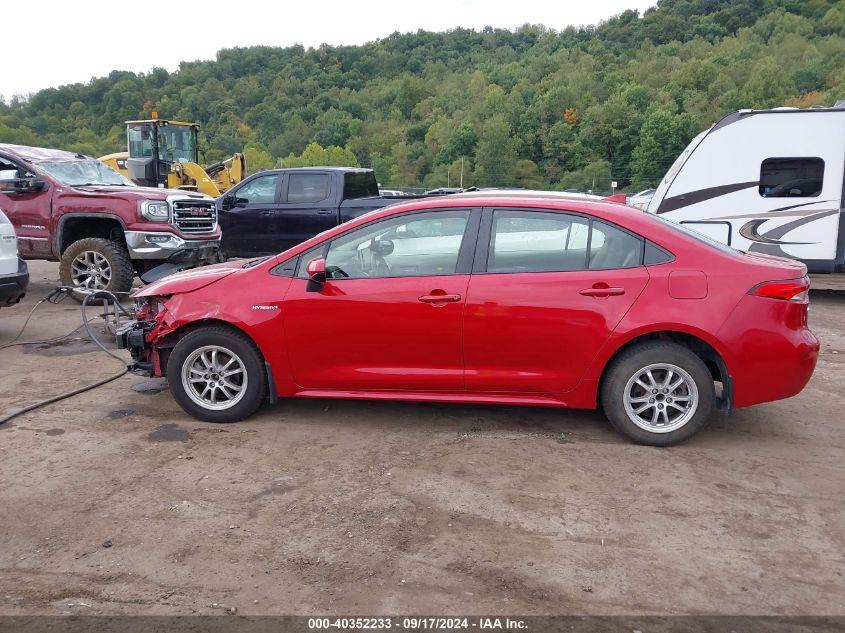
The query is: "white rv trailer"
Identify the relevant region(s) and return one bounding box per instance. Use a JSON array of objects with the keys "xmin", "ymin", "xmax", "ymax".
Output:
[{"xmin": 646, "ymin": 104, "xmax": 845, "ymax": 273}]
